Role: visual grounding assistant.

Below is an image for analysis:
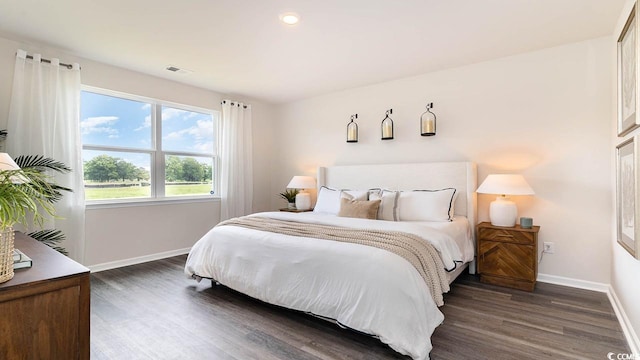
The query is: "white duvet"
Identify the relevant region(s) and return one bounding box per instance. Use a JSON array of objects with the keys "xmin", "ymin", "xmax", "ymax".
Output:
[{"xmin": 185, "ymin": 211, "xmax": 472, "ymax": 360}]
